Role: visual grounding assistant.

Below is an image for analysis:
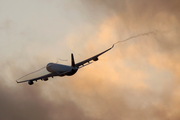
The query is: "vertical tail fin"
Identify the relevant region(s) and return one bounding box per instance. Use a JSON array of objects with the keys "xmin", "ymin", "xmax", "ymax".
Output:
[{"xmin": 71, "ymin": 53, "xmax": 75, "ymax": 67}]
